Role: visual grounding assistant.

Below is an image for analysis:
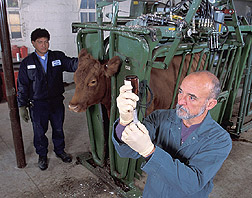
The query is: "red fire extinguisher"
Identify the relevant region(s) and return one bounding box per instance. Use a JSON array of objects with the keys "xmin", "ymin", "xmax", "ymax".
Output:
[
  {"xmin": 11, "ymin": 45, "xmax": 20, "ymax": 58},
  {"xmin": 20, "ymin": 46, "xmax": 28, "ymax": 58}
]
